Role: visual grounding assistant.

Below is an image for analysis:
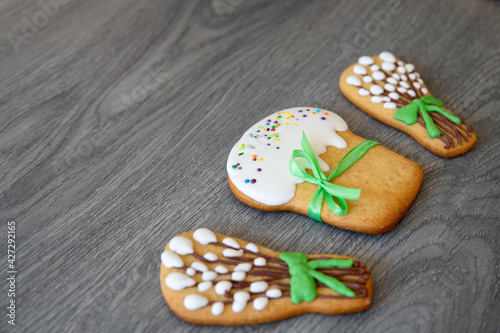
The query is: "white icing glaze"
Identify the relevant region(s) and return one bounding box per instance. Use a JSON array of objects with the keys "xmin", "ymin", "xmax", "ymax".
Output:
[
  {"xmin": 409, "ymin": 73, "xmax": 416, "ymax": 80},
  {"xmin": 234, "ymin": 263, "xmax": 252, "ymax": 272},
  {"xmin": 266, "ymin": 289, "xmax": 282, "ymax": 298},
  {"xmin": 382, "ymin": 97, "xmax": 391, "ymax": 102},
  {"xmin": 193, "ymin": 228, "xmax": 217, "ymax": 245},
  {"xmin": 384, "ymin": 84, "xmax": 395, "ymax": 92},
  {"xmin": 379, "ymin": 51, "xmax": 396, "ymax": 63},
  {"xmin": 169, "ymin": 237, "xmax": 193, "ymax": 255},
  {"xmin": 358, "ymin": 56, "xmax": 374, "ymax": 65},
  {"xmin": 250, "ymin": 281, "xmax": 268, "ymax": 293},
  {"xmin": 214, "ymin": 265, "xmax": 229, "ymax": 274},
  {"xmin": 212, "ymin": 302, "xmax": 224, "ymax": 316},
  {"xmin": 382, "ymin": 62, "xmax": 396, "ymax": 71},
  {"xmin": 254, "ymin": 257, "xmax": 266, "ymax": 266},
  {"xmin": 191, "ymin": 262, "xmax": 208, "ymax": 272},
  {"xmin": 407, "ymin": 90, "xmax": 416, "ymax": 97},
  {"xmin": 198, "ymin": 281, "xmax": 212, "ymax": 292},
  {"xmin": 215, "ymin": 281, "xmax": 232, "ymax": 295},
  {"xmin": 397, "ymin": 66, "xmax": 406, "ymax": 74},
  {"xmin": 245, "ymin": 243, "xmax": 259, "ymax": 253},
  {"xmin": 387, "ymin": 77, "xmax": 398, "ymax": 85},
  {"xmin": 392, "ymin": 73, "xmax": 400, "ymax": 80},
  {"xmin": 363, "ymin": 76, "xmax": 373, "ymax": 83},
  {"xmin": 401, "ymin": 74, "xmax": 408, "ymax": 81},
  {"xmin": 389, "ymin": 92, "xmax": 400, "ymax": 100},
  {"xmin": 370, "ymin": 85, "xmax": 384, "ymax": 95},
  {"xmin": 400, "ymin": 81, "xmax": 410, "ymax": 89},
  {"xmin": 186, "ymin": 268, "xmax": 196, "ymax": 276},
  {"xmin": 422, "ymin": 88, "xmax": 429, "ymax": 95},
  {"xmin": 222, "ymin": 238, "xmax": 240, "ymax": 249},
  {"xmin": 346, "ymin": 75, "xmax": 361, "ymax": 86},
  {"xmin": 371, "ymin": 96, "xmax": 383, "ymax": 103},
  {"xmin": 397, "ymin": 60, "xmax": 404, "ymax": 66},
  {"xmin": 203, "ymin": 252, "xmax": 218, "ymax": 261},
  {"xmin": 223, "ymin": 249, "xmax": 243, "ymax": 257},
  {"xmin": 227, "ymin": 108, "xmax": 348, "ymax": 206},
  {"xmin": 232, "ymin": 271, "xmax": 246, "ymax": 281},
  {"xmin": 253, "ymin": 297, "xmax": 269, "ymax": 311},
  {"xmin": 370, "ymin": 64, "xmax": 380, "ymax": 71},
  {"xmin": 165, "ymin": 272, "xmax": 196, "ymax": 291},
  {"xmin": 358, "ymin": 88, "xmax": 370, "ymax": 96},
  {"xmin": 353, "ymin": 64, "xmax": 367, "ymax": 75},
  {"xmin": 397, "ymin": 87, "xmax": 407, "ymax": 94},
  {"xmin": 184, "ymin": 294, "xmax": 209, "ymax": 311},
  {"xmin": 202, "ymin": 271, "xmax": 217, "ymax": 281},
  {"xmin": 232, "ymin": 291, "xmax": 250, "ymax": 313},
  {"xmin": 384, "ymin": 102, "xmax": 397, "ymax": 109},
  {"xmin": 161, "ymin": 251, "xmax": 183, "ymax": 268},
  {"xmin": 418, "ymin": 78, "xmax": 424, "ymax": 85},
  {"xmin": 405, "ymin": 63, "xmax": 415, "ymax": 73},
  {"xmin": 372, "ymin": 71, "xmax": 385, "ymax": 81},
  {"xmin": 413, "ymin": 82, "xmax": 421, "ymax": 89}
]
